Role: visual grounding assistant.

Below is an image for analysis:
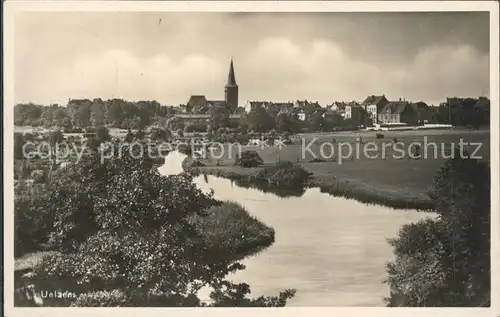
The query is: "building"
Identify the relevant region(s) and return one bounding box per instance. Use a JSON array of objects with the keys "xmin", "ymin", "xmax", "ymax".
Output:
[
  {"xmin": 244, "ymin": 101, "xmax": 270, "ymax": 113},
  {"xmin": 361, "ymin": 95, "xmax": 389, "ymax": 123},
  {"xmin": 297, "ymin": 112, "xmax": 306, "ymax": 121},
  {"xmin": 410, "ymin": 101, "xmax": 436, "ymax": 124},
  {"xmin": 186, "ymin": 58, "xmax": 239, "ymax": 114},
  {"xmin": 378, "ymin": 100, "xmax": 417, "ymax": 125},
  {"xmin": 293, "ymin": 99, "xmax": 321, "ymax": 109},
  {"xmin": 225, "ymin": 58, "xmax": 239, "ymax": 112},
  {"xmin": 243, "ymin": 101, "xmax": 295, "ymax": 115},
  {"xmin": 344, "ymin": 102, "xmax": 368, "ymax": 125},
  {"xmin": 327, "ymin": 101, "xmax": 347, "ymax": 112},
  {"xmin": 186, "ymin": 95, "xmax": 208, "ymax": 113}
]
